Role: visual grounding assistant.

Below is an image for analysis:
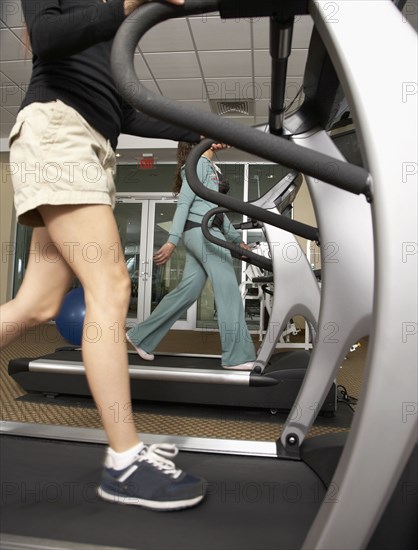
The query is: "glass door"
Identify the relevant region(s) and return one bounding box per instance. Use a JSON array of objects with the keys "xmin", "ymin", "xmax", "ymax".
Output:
[
  {"xmin": 145, "ymin": 200, "xmax": 194, "ymax": 328},
  {"xmin": 115, "ymin": 196, "xmax": 195, "ymax": 329},
  {"xmin": 114, "ymin": 198, "xmax": 148, "ymax": 321}
]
